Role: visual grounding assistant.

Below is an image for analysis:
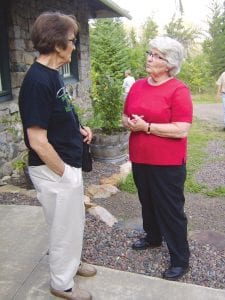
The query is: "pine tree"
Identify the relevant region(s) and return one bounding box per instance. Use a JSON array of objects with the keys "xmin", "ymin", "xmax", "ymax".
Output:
[
  {"xmin": 128, "ymin": 17, "xmax": 158, "ymax": 79},
  {"xmin": 90, "ymin": 18, "xmax": 129, "ymax": 133},
  {"xmin": 90, "ymin": 18, "xmax": 129, "ymax": 81},
  {"xmin": 141, "ymin": 17, "xmax": 158, "ymax": 50},
  {"xmin": 203, "ymin": 1, "xmax": 225, "ymax": 77},
  {"xmin": 164, "ymin": 17, "xmax": 199, "ymax": 56}
]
